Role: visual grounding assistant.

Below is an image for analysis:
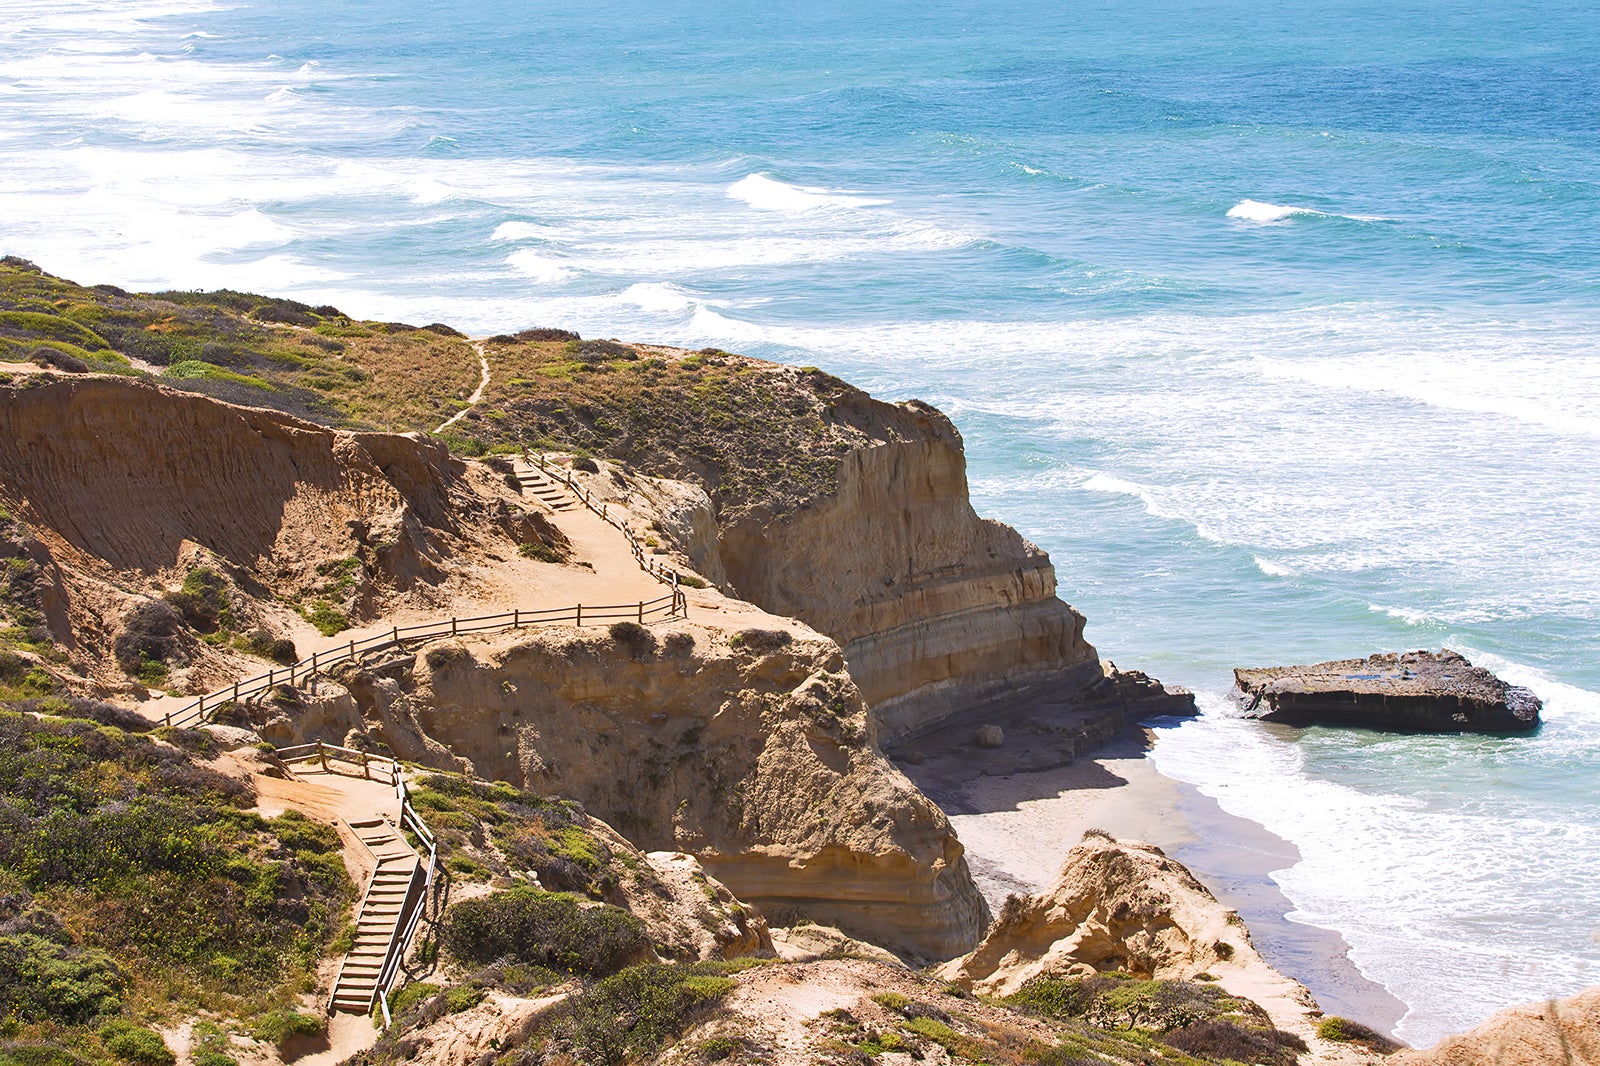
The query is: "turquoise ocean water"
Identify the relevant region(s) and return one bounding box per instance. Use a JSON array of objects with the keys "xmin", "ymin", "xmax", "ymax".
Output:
[{"xmin": 3, "ymin": 0, "xmax": 1598, "ymax": 1045}]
